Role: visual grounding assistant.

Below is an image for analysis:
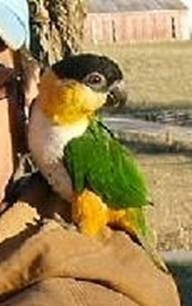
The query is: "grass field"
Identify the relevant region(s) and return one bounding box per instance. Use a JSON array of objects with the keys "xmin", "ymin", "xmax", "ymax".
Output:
[
  {"xmin": 138, "ymin": 152, "xmax": 192, "ymax": 306},
  {"xmin": 85, "ymin": 41, "xmax": 192, "ymax": 110},
  {"xmin": 138, "ymin": 153, "xmax": 192, "ymax": 251}
]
